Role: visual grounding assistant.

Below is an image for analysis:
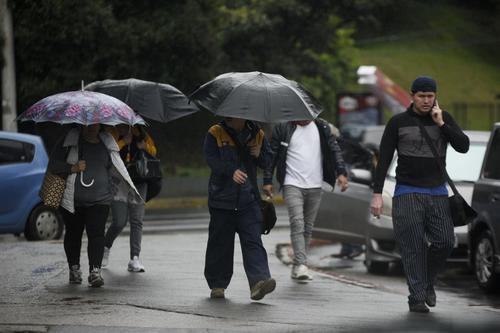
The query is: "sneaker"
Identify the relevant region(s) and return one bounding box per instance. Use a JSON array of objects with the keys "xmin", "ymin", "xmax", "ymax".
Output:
[
  {"xmin": 69, "ymin": 265, "xmax": 82, "ymax": 284},
  {"xmin": 128, "ymin": 256, "xmax": 145, "ymax": 272},
  {"xmin": 426, "ymin": 287, "xmax": 437, "ymax": 307},
  {"xmin": 291, "ymin": 264, "xmax": 312, "ymax": 280},
  {"xmin": 210, "ymin": 288, "xmax": 225, "ymax": 299},
  {"xmin": 250, "ymin": 278, "xmax": 276, "ymax": 301},
  {"xmin": 102, "ymin": 247, "xmax": 110, "ymax": 268},
  {"xmin": 88, "ymin": 267, "xmax": 104, "ymax": 288},
  {"xmin": 409, "ymin": 302, "xmax": 430, "ymax": 313}
]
